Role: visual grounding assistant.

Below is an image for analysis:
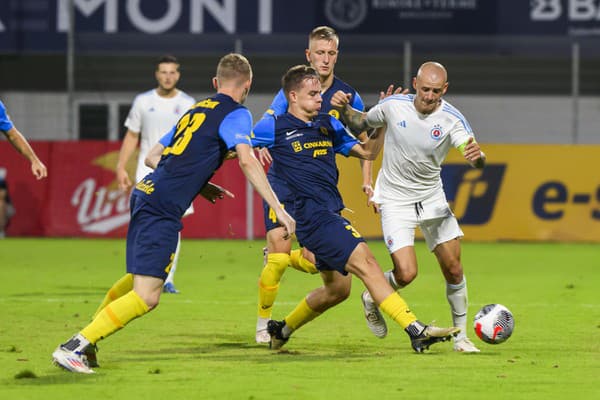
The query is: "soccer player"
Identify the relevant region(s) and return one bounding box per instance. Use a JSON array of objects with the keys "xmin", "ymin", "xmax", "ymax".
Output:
[
  {"xmin": 252, "ymin": 64, "xmax": 459, "ymax": 353},
  {"xmin": 52, "ymin": 53, "xmax": 295, "ymax": 374},
  {"xmin": 255, "ymin": 26, "xmax": 378, "ymax": 343},
  {"xmin": 331, "ymin": 61, "xmax": 485, "ymax": 353},
  {"xmin": 0, "ymin": 98, "xmax": 48, "ymax": 237},
  {"xmin": 116, "ymin": 55, "xmax": 196, "ymax": 294}
]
